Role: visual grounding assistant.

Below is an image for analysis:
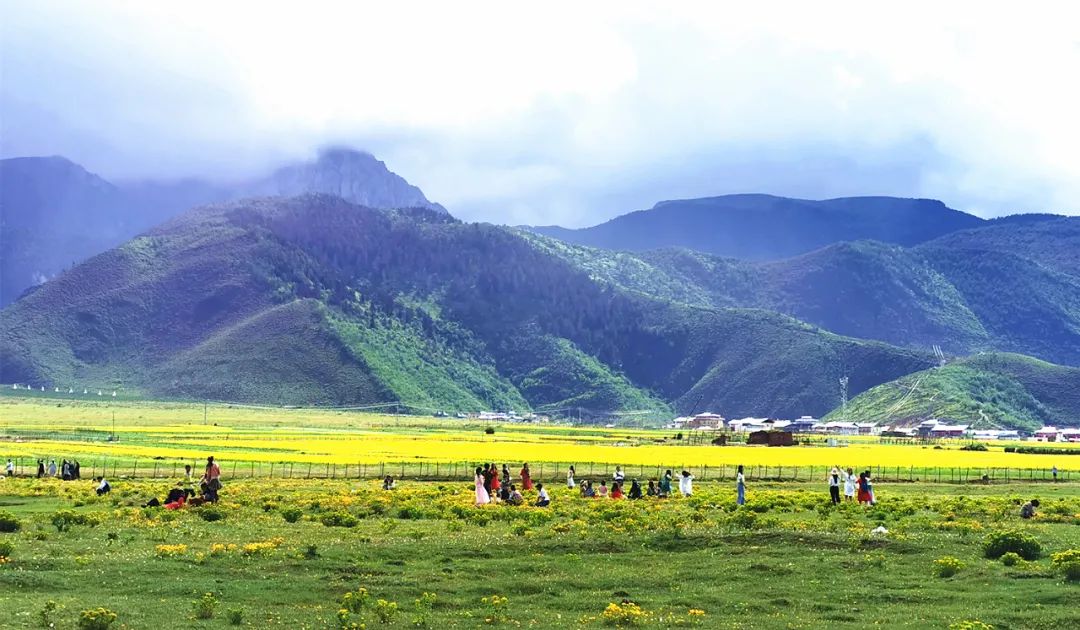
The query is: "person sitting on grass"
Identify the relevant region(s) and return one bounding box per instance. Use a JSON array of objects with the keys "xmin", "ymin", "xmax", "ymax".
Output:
[
  {"xmin": 382, "ymin": 475, "xmax": 396, "ymax": 490},
  {"xmin": 646, "ymin": 480, "xmax": 657, "ymax": 497},
  {"xmin": 628, "ymin": 479, "xmax": 643, "ymax": 499},
  {"xmin": 598, "ymin": 480, "xmax": 609, "ymax": 498},
  {"xmin": 535, "ymin": 483, "xmax": 551, "ymax": 507},
  {"xmin": 95, "ymin": 476, "xmax": 111, "ymax": 496},
  {"xmin": 1020, "ymin": 499, "xmax": 1040, "ymax": 519},
  {"xmin": 610, "ymin": 481, "xmax": 624, "ymax": 499},
  {"xmin": 582, "ymin": 480, "xmax": 596, "ymax": 498},
  {"xmin": 658, "ymin": 470, "xmax": 673, "ymax": 498},
  {"xmin": 507, "ymin": 484, "xmax": 524, "ymax": 506}
]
